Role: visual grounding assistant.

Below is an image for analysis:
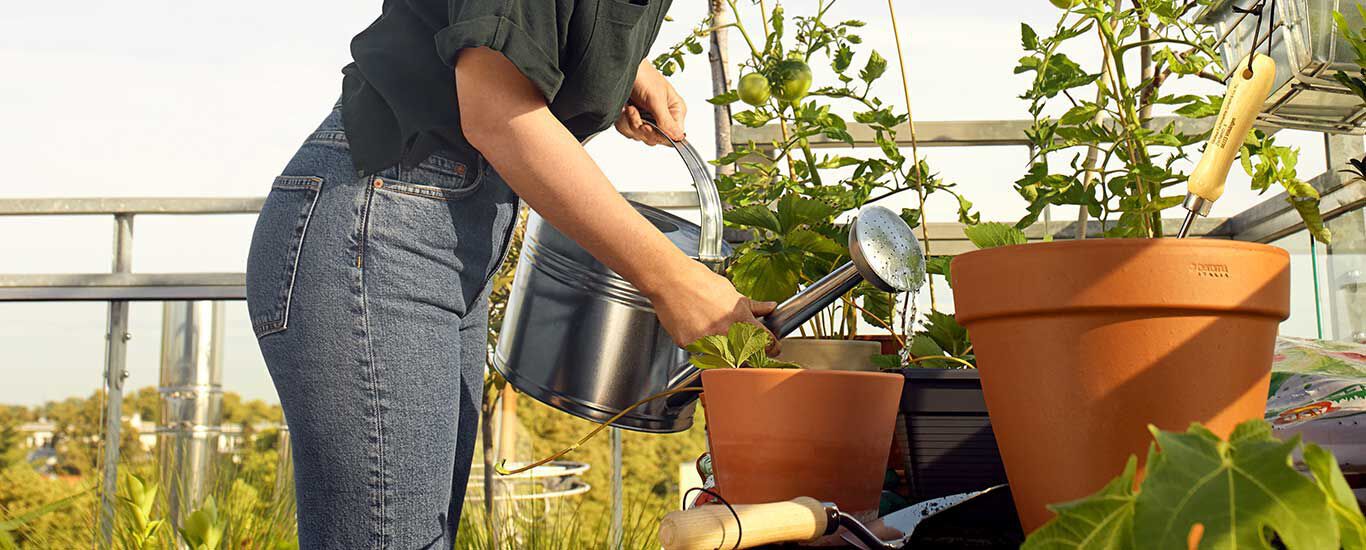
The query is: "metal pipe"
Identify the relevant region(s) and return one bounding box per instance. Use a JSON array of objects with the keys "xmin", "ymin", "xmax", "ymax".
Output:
[
  {"xmin": 97, "ymin": 213, "xmax": 133, "ymax": 545},
  {"xmin": 157, "ymin": 301, "xmax": 225, "ymax": 530}
]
